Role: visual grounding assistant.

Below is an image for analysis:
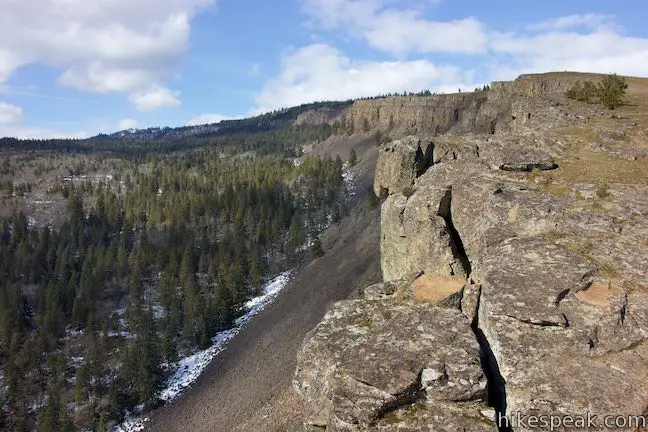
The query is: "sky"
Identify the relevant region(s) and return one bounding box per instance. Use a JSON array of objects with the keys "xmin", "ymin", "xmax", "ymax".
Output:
[{"xmin": 0, "ymin": 0, "xmax": 647, "ymax": 139}]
